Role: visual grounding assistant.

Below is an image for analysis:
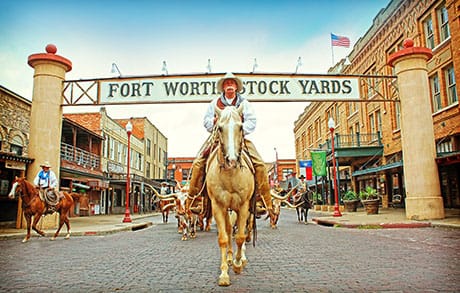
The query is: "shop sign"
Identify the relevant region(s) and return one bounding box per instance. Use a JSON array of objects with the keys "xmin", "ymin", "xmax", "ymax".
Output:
[{"xmin": 5, "ymin": 160, "xmax": 26, "ymax": 170}]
